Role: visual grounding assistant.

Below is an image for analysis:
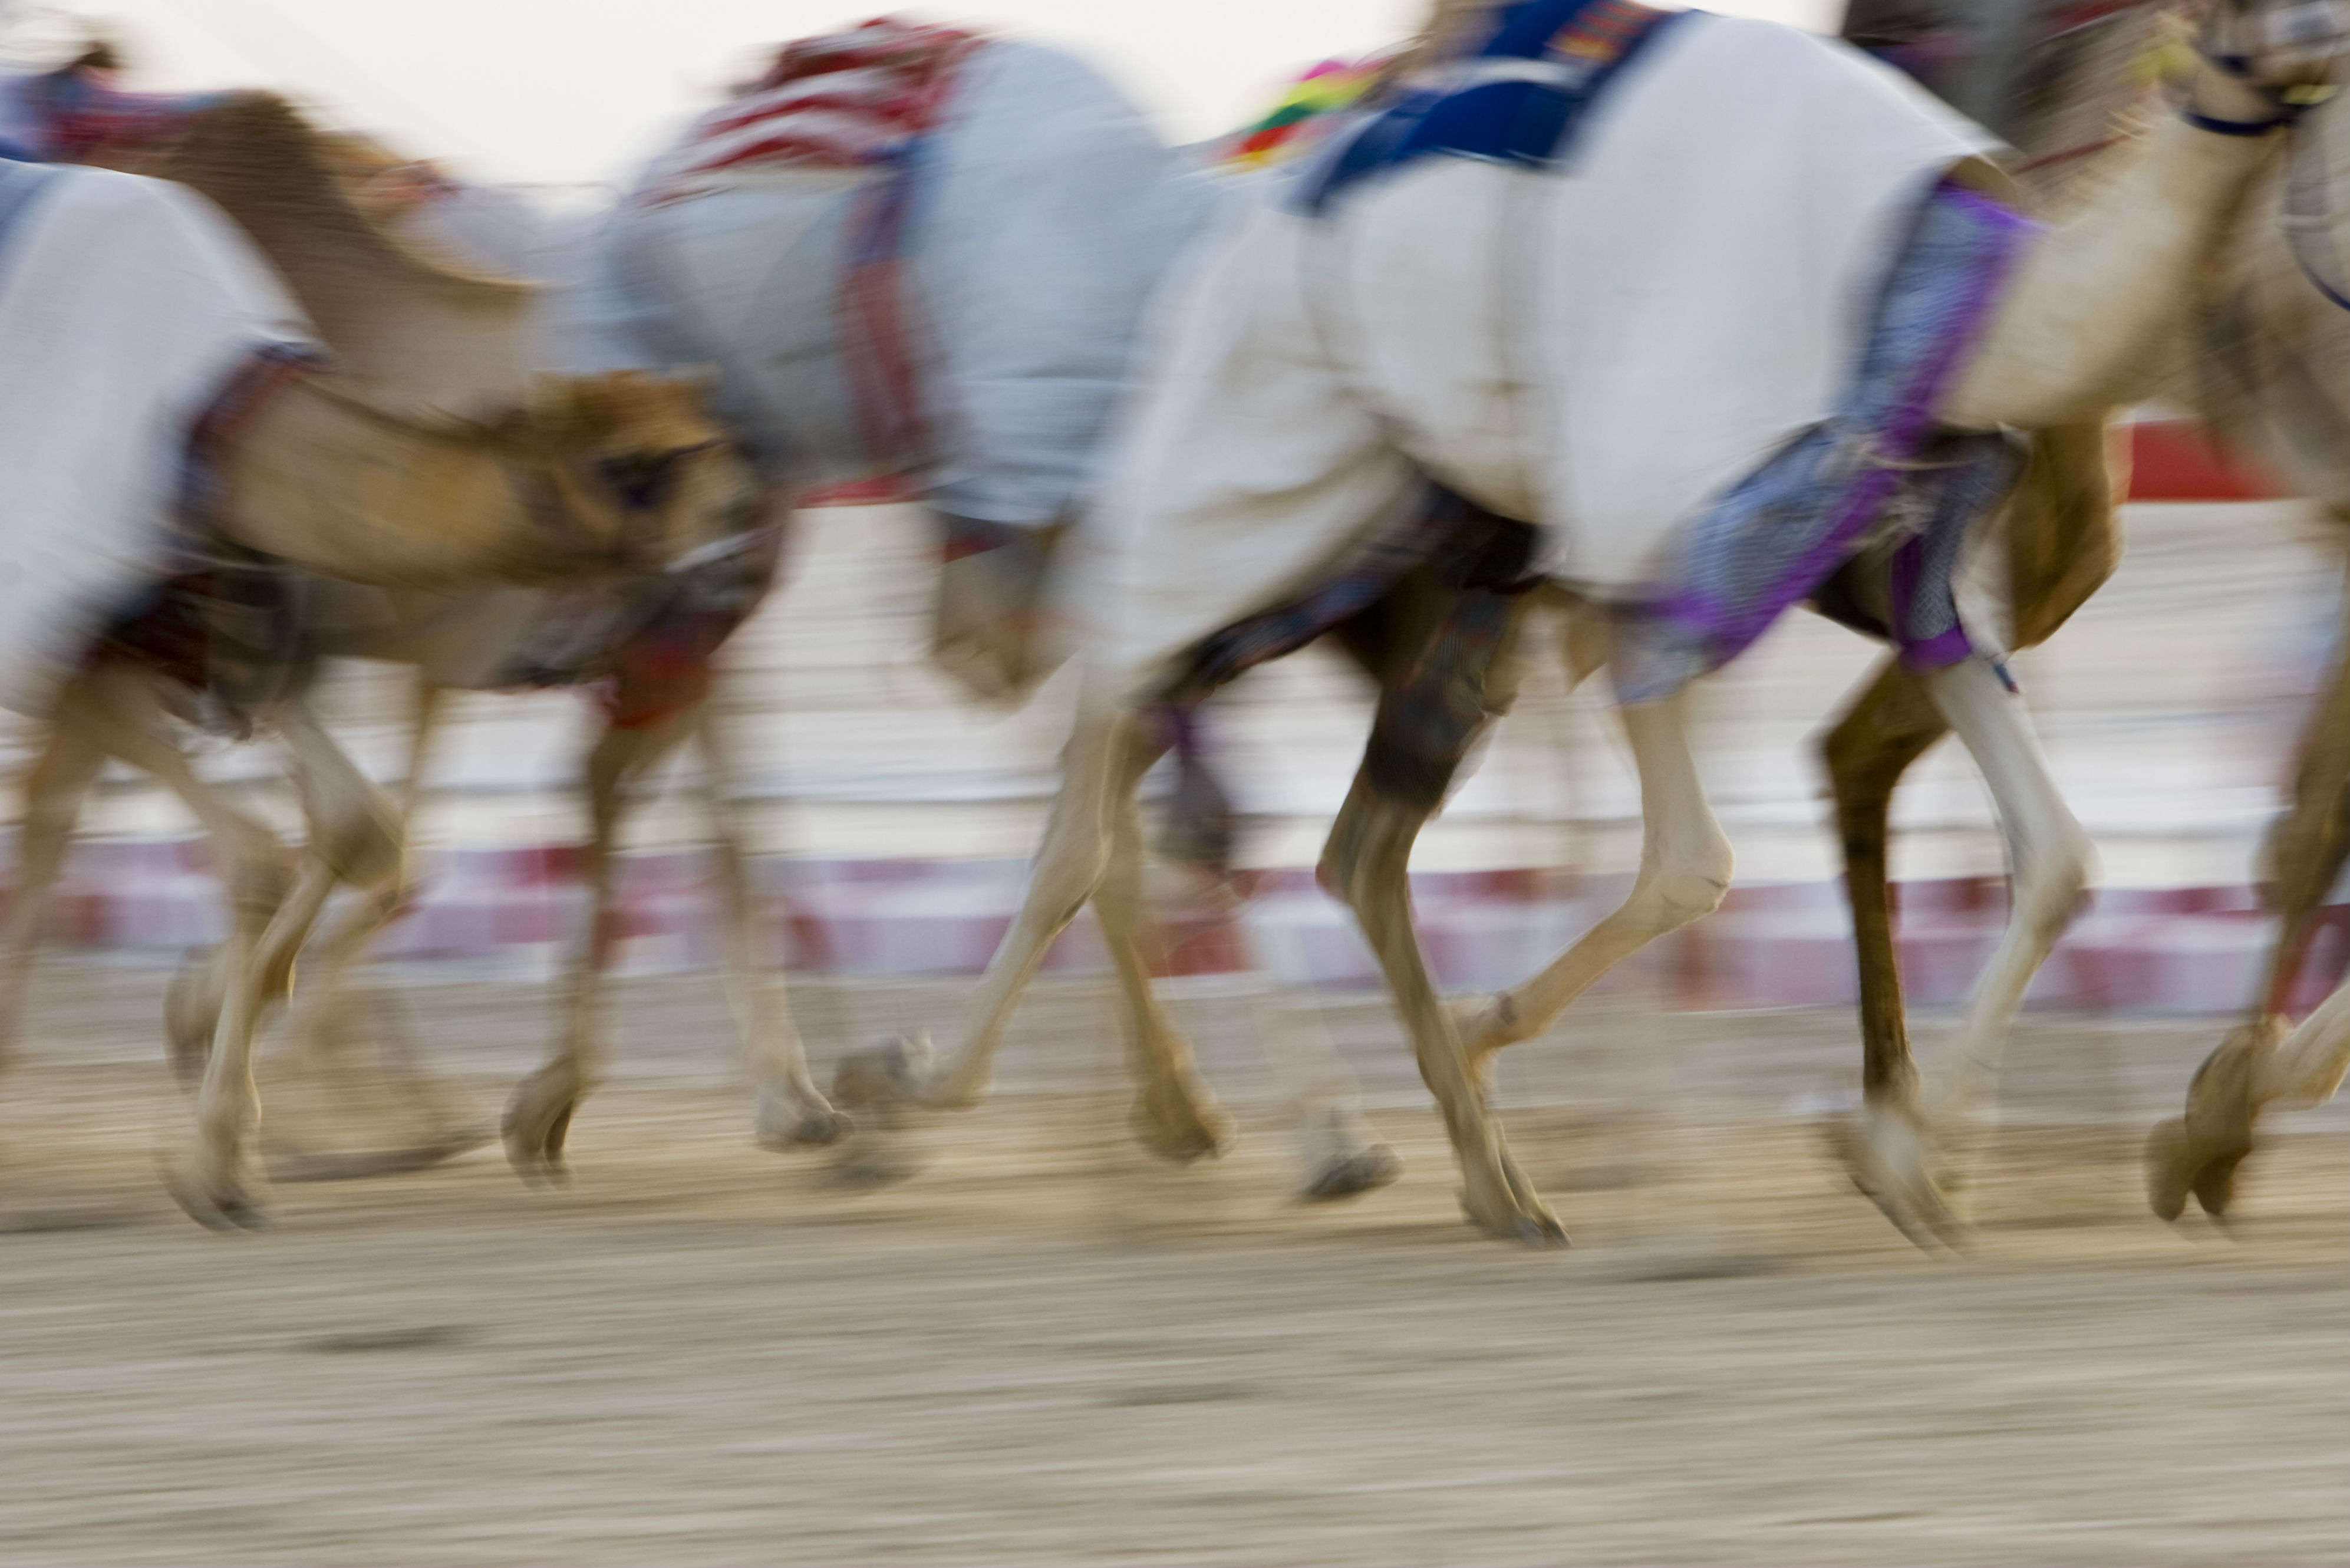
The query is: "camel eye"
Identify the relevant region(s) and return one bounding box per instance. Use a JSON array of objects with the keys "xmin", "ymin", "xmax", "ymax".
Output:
[{"xmin": 597, "ymin": 450, "xmax": 685, "ymax": 511}]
